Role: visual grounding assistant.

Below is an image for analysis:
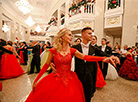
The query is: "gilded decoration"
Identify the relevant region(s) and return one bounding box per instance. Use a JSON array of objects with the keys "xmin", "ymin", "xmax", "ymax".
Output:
[
  {"xmin": 82, "ymin": 22, "xmax": 92, "ymax": 27},
  {"xmin": 107, "ymin": 16, "xmax": 120, "ymax": 25},
  {"xmin": 69, "ymin": 23, "xmax": 80, "ymax": 29}
]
